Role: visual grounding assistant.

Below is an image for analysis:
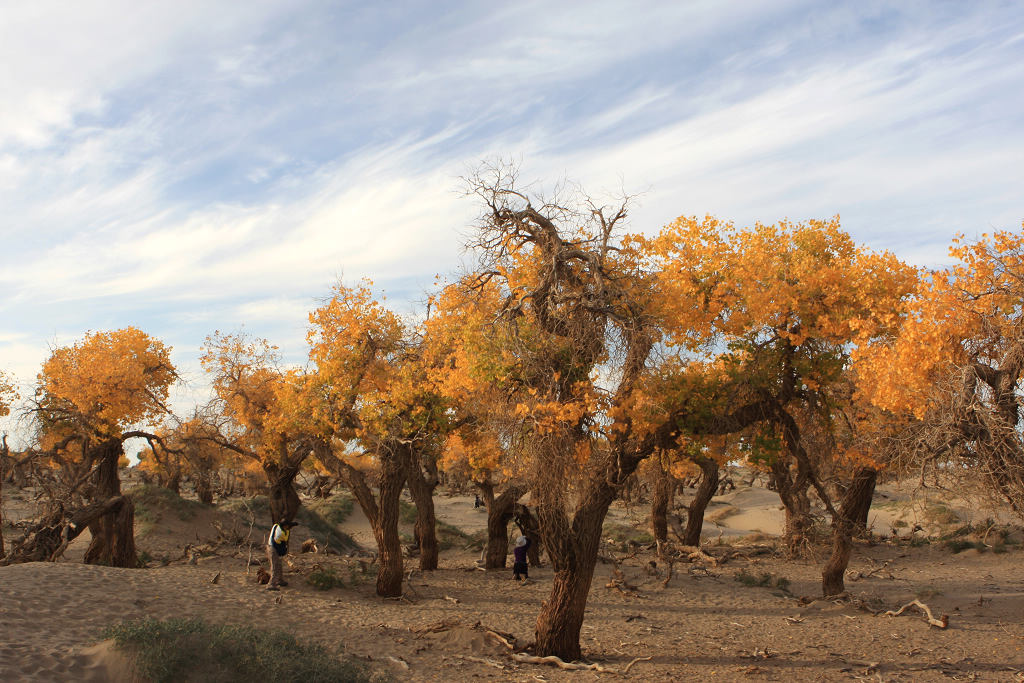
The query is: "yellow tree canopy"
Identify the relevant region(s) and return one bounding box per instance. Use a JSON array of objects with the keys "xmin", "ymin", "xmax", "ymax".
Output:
[
  {"xmin": 36, "ymin": 327, "xmax": 176, "ymax": 442},
  {"xmin": 858, "ymin": 227, "xmax": 1024, "ymax": 418},
  {"xmin": 200, "ymin": 330, "xmax": 309, "ymax": 469}
]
